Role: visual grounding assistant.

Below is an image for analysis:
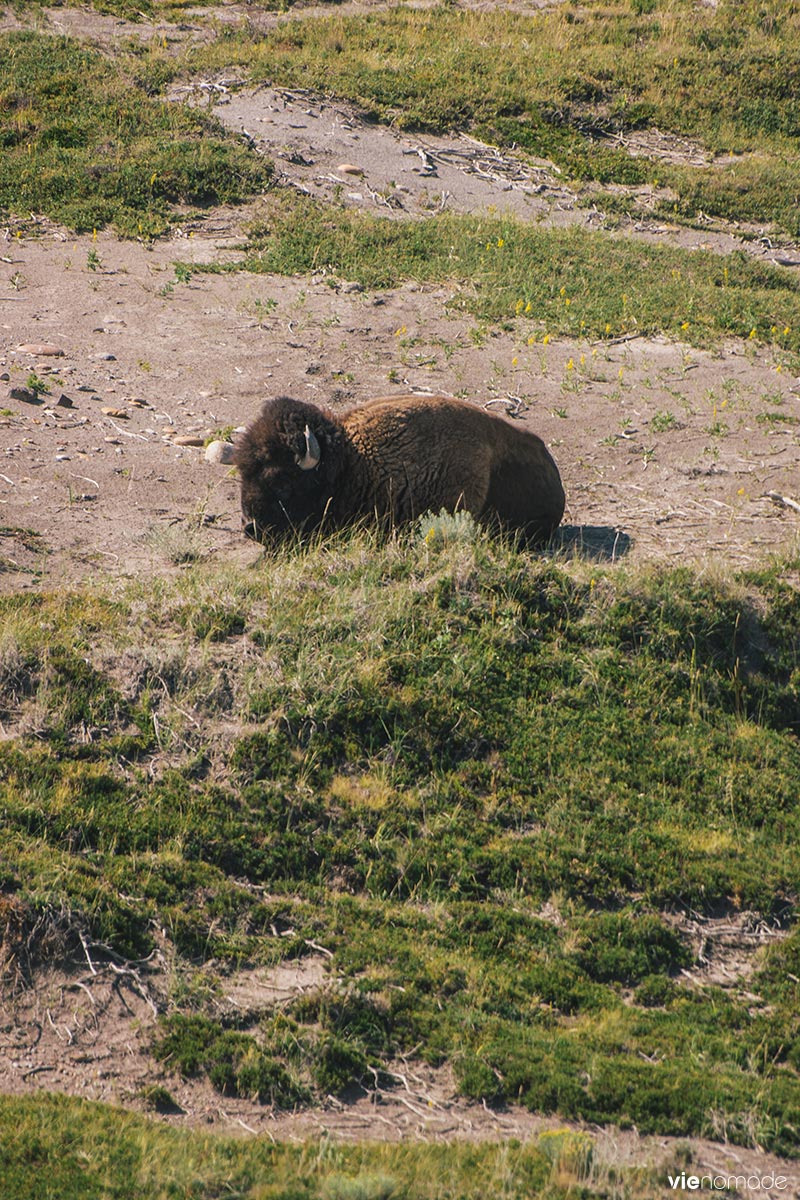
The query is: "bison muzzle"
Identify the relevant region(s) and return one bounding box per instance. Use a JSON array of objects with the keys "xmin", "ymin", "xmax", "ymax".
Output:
[{"xmin": 234, "ymin": 394, "xmax": 565, "ymax": 543}]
